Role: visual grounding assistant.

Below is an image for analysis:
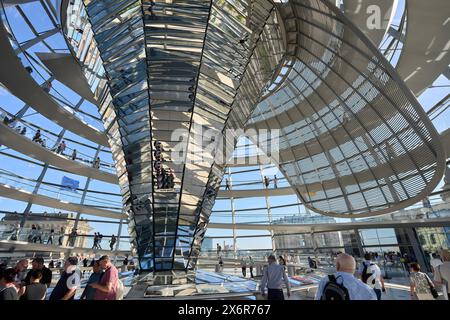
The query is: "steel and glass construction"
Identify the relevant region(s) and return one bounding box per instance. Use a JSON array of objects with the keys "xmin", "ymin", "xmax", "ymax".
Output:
[{"xmin": 0, "ymin": 0, "xmax": 448, "ymax": 275}]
